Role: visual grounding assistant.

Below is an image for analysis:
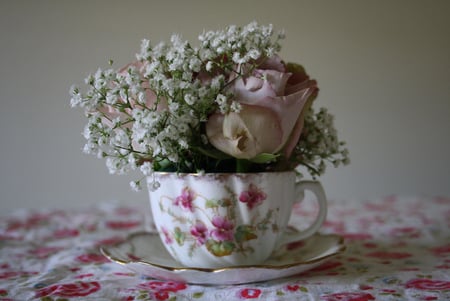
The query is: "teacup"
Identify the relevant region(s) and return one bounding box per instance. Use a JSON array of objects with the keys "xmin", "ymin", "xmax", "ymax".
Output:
[{"xmin": 146, "ymin": 171, "xmax": 327, "ymax": 268}]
